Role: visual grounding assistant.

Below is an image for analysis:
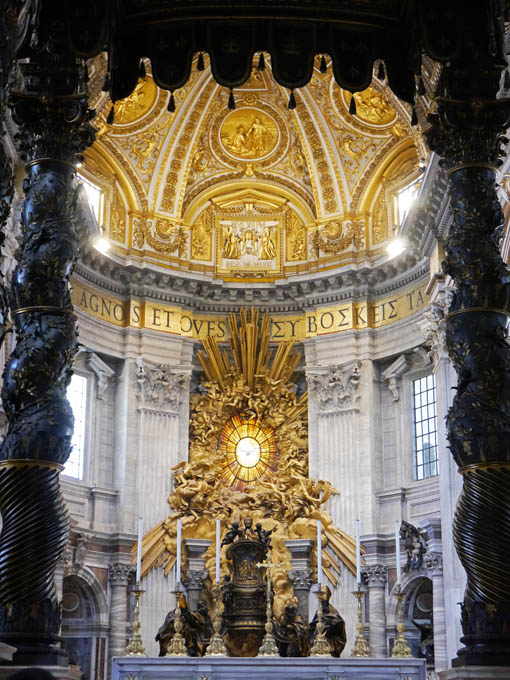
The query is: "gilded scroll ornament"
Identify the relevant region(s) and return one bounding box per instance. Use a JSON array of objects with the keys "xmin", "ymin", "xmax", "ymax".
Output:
[
  {"xmin": 132, "ymin": 218, "xmax": 188, "ymax": 257},
  {"xmin": 311, "ymin": 219, "xmax": 366, "ymax": 257},
  {"xmin": 191, "ymin": 210, "xmax": 212, "ymax": 260}
]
